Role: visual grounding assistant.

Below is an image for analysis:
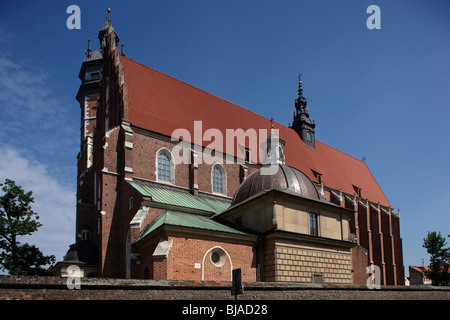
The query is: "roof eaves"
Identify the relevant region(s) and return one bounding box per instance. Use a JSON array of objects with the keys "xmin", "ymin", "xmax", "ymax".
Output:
[
  {"xmin": 127, "ymin": 179, "xmax": 231, "ymax": 214},
  {"xmin": 217, "ymin": 188, "xmax": 352, "ymax": 218},
  {"xmin": 133, "ymin": 210, "xmax": 254, "ymax": 245}
]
